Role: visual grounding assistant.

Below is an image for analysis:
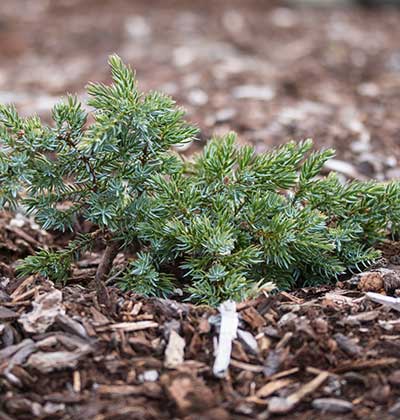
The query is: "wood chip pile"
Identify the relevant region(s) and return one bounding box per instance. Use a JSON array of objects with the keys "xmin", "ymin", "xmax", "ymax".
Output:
[{"xmin": 2, "ymin": 265, "xmax": 400, "ymax": 419}]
